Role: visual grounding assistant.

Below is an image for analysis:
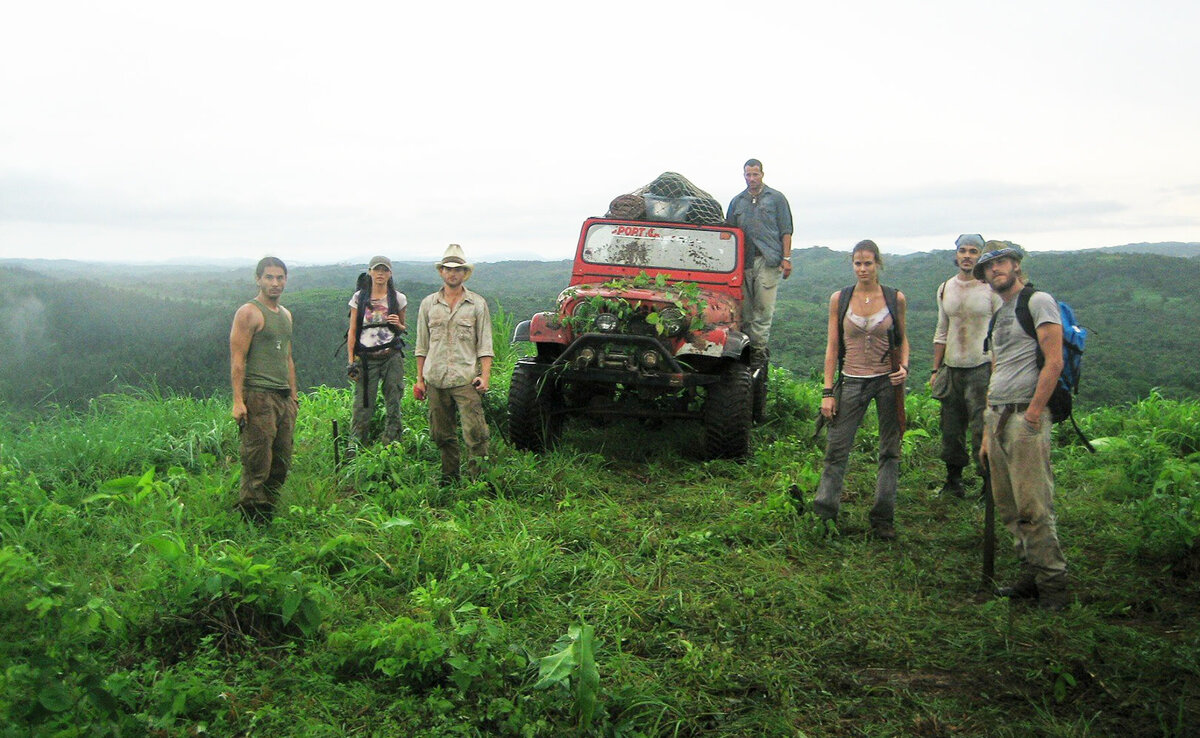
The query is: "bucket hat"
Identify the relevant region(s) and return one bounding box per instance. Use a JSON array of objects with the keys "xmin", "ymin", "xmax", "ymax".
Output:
[{"xmin": 972, "ymin": 241, "xmax": 1024, "ymax": 280}]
